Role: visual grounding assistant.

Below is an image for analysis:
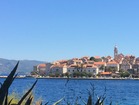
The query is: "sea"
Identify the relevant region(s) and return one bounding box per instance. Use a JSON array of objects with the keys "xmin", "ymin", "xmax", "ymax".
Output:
[{"xmin": 0, "ymin": 78, "xmax": 139, "ymax": 105}]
